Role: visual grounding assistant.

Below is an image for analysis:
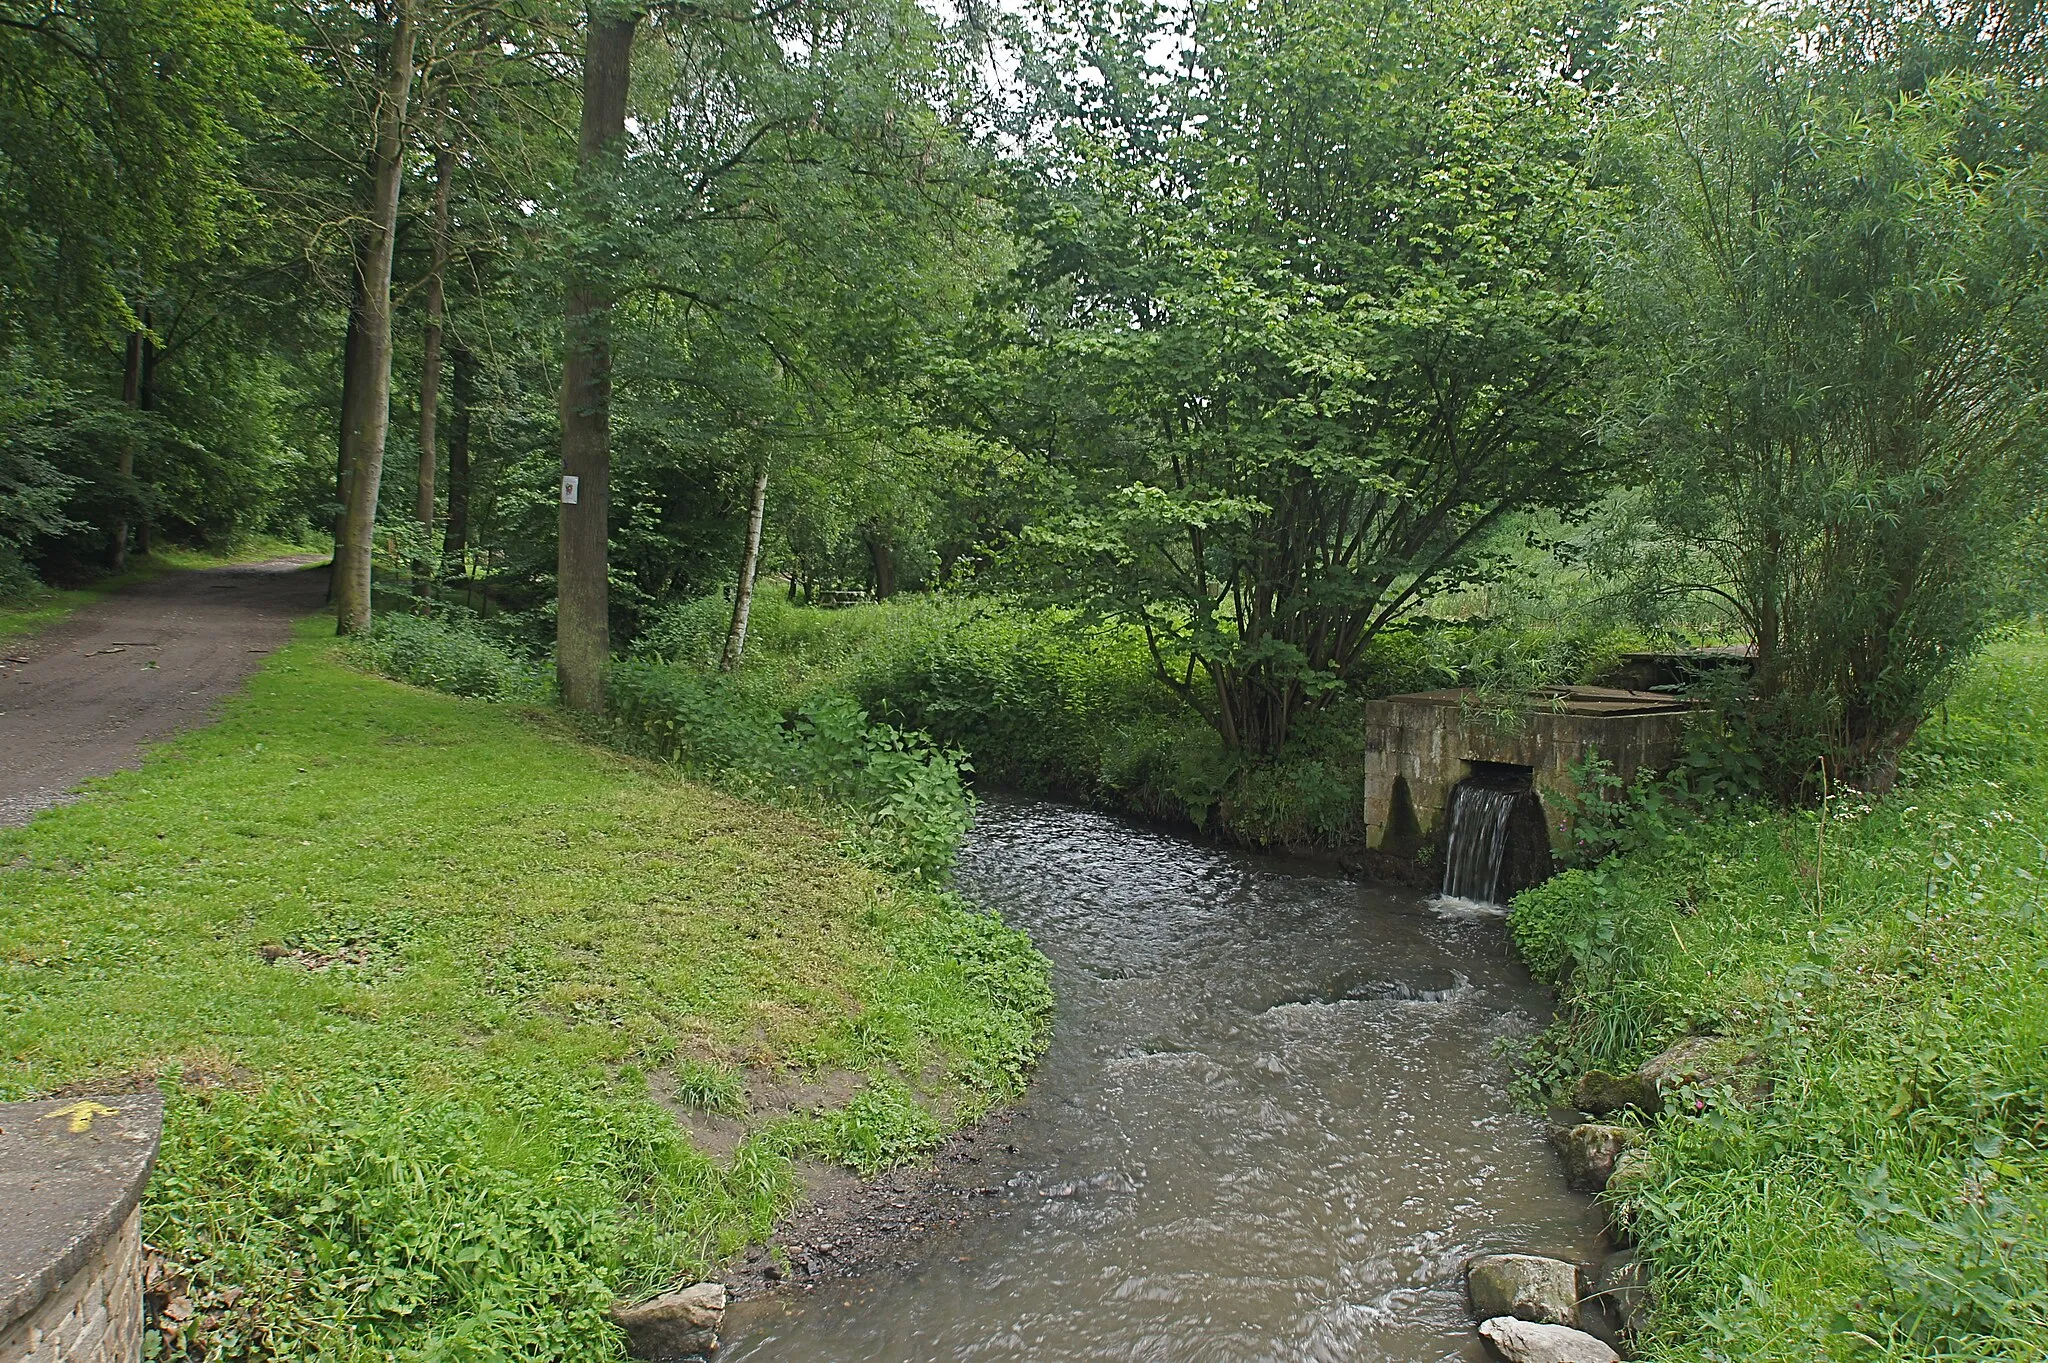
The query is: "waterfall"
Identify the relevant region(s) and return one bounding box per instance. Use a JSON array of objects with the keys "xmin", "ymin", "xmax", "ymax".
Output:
[{"xmin": 1440, "ymin": 782, "xmax": 1521, "ymax": 904}]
